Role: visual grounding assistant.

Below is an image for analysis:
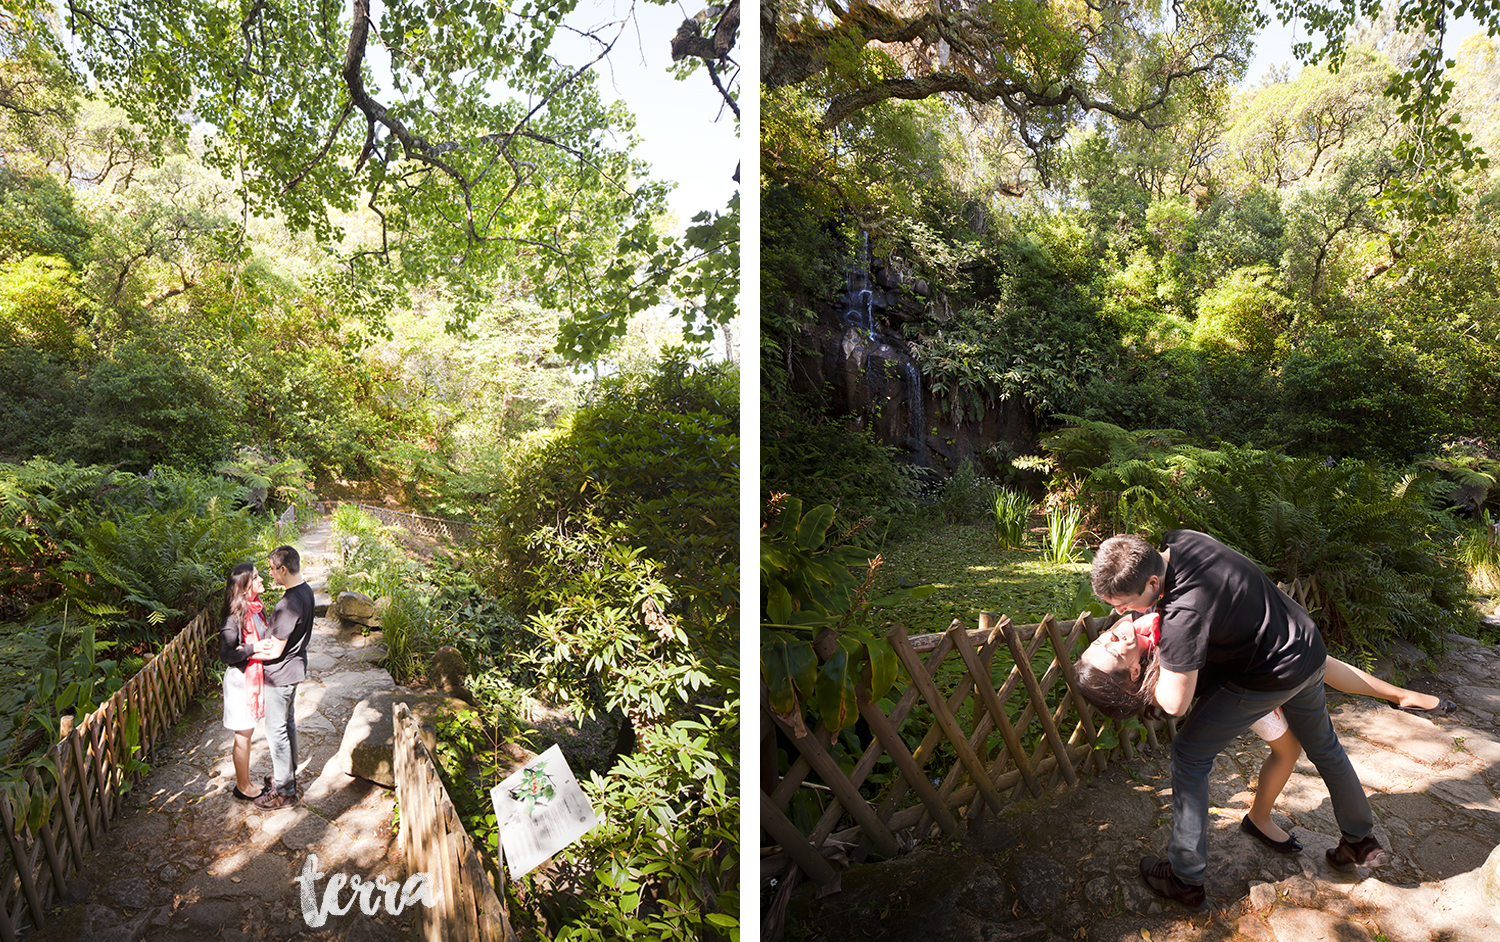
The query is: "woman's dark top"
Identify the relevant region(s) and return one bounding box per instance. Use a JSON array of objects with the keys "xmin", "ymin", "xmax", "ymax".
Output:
[{"xmin": 220, "ymin": 613, "xmax": 256, "ymax": 668}]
